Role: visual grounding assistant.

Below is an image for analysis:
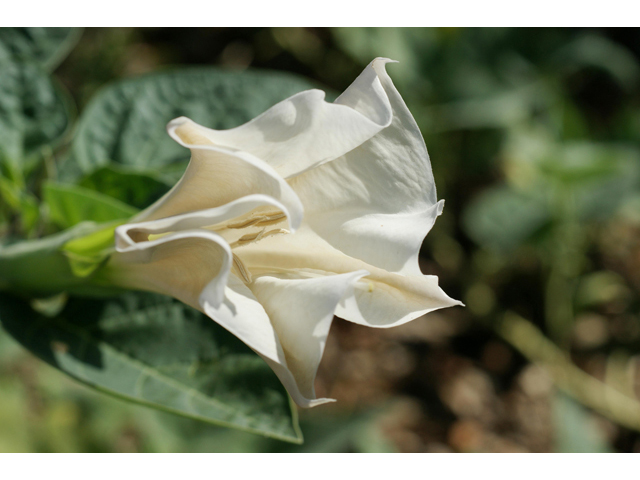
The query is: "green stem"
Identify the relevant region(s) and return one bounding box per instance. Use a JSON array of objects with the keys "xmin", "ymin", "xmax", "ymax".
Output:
[
  {"xmin": 545, "ymin": 182, "xmax": 585, "ymax": 347},
  {"xmin": 0, "ymin": 223, "xmax": 115, "ymax": 298},
  {"xmin": 500, "ymin": 312, "xmax": 640, "ymax": 433}
]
